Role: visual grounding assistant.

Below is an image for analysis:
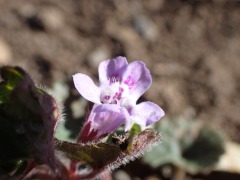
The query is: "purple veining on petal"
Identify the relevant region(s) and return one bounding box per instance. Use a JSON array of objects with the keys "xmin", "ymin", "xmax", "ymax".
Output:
[
  {"xmin": 109, "ymin": 73, "xmax": 120, "ymax": 83},
  {"xmin": 99, "ymin": 57, "xmax": 128, "ymax": 86},
  {"xmin": 106, "ymin": 57, "xmax": 128, "ymax": 79}
]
